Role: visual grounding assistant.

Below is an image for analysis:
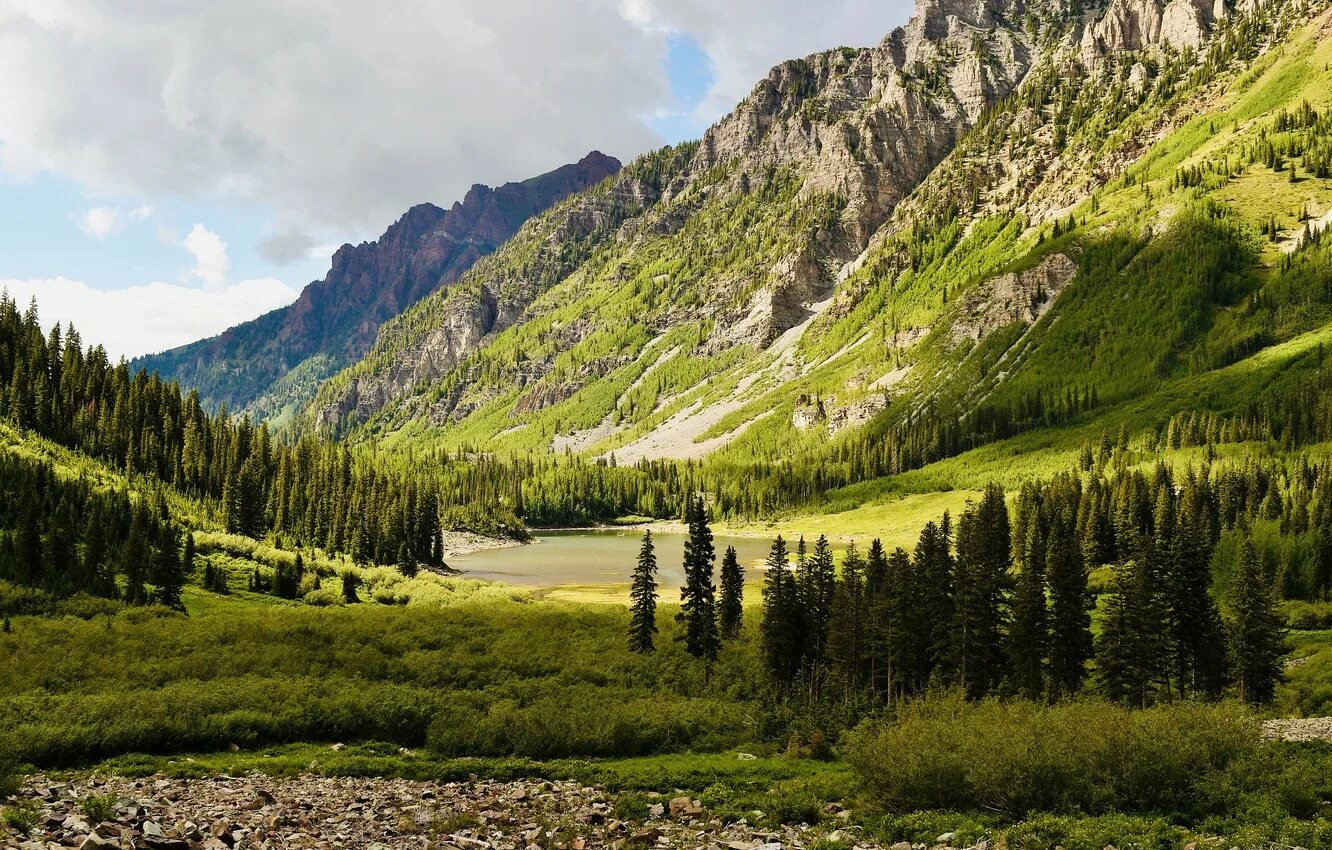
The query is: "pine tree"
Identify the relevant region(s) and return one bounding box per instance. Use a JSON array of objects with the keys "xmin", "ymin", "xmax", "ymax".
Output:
[
  {"xmin": 397, "ymin": 543, "xmax": 418, "ymax": 578},
  {"xmin": 718, "ymin": 544, "xmax": 744, "ymax": 641},
  {"xmin": 1047, "ymin": 513, "xmax": 1093, "ymax": 699},
  {"xmin": 862, "ymin": 538, "xmax": 890, "ymax": 695},
  {"xmin": 1007, "ymin": 521, "xmax": 1049, "ymax": 701},
  {"xmin": 827, "ymin": 541, "xmax": 867, "ymax": 692},
  {"xmin": 121, "ymin": 507, "xmax": 149, "ymax": 605},
  {"xmin": 629, "ymin": 530, "xmax": 659, "ymax": 653},
  {"xmin": 951, "ymin": 485, "xmax": 1011, "ymax": 698},
  {"xmin": 914, "ymin": 518, "xmax": 954, "ymax": 682},
  {"xmin": 1097, "ymin": 532, "xmax": 1172, "ymax": 707},
  {"xmin": 761, "ymin": 535, "xmax": 802, "ymax": 685},
  {"xmin": 1170, "ymin": 512, "xmax": 1227, "ymax": 698},
  {"xmin": 800, "ymin": 534, "xmax": 837, "ymax": 673},
  {"xmin": 1228, "ymin": 536, "xmax": 1286, "ymax": 705},
  {"xmin": 341, "ymin": 570, "xmax": 361, "ymax": 604},
  {"xmin": 677, "ymin": 496, "xmax": 719, "ymax": 662},
  {"xmin": 153, "ymin": 526, "xmax": 185, "ymax": 611}
]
